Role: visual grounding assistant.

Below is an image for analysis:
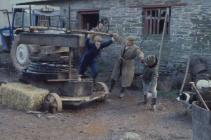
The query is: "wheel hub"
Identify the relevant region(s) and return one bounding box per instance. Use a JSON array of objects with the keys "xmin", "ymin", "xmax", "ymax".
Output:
[{"xmin": 16, "ymin": 44, "xmax": 29, "ymax": 65}]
